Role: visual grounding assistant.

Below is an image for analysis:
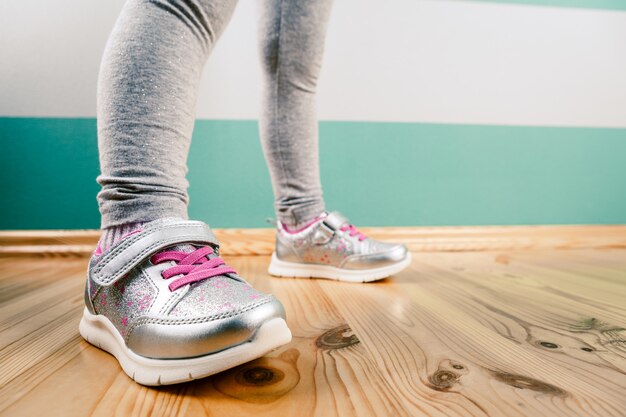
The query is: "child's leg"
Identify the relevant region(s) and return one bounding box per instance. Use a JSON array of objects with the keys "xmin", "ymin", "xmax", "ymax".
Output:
[
  {"xmin": 257, "ymin": 0, "xmax": 335, "ymax": 229},
  {"xmin": 84, "ymin": 1, "xmax": 291, "ymax": 385},
  {"xmin": 96, "ymin": 0, "xmax": 239, "ymax": 247},
  {"xmin": 257, "ymin": 1, "xmax": 411, "ymax": 282}
]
